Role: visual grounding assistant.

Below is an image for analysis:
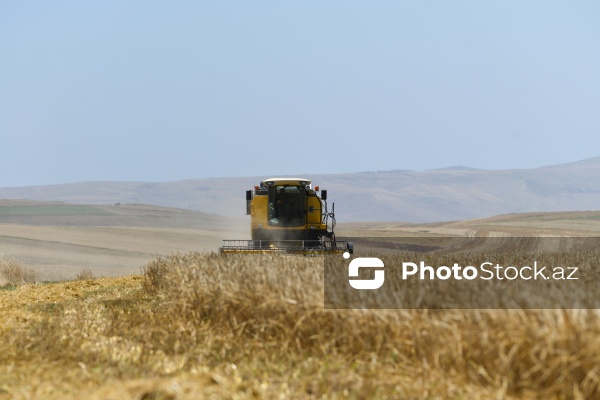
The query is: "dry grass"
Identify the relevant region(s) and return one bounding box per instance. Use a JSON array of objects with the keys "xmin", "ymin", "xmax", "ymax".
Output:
[
  {"xmin": 1, "ymin": 252, "xmax": 599, "ymax": 399},
  {"xmin": 0, "ymin": 255, "xmax": 37, "ymax": 287},
  {"xmin": 74, "ymin": 268, "xmax": 95, "ymax": 281}
]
